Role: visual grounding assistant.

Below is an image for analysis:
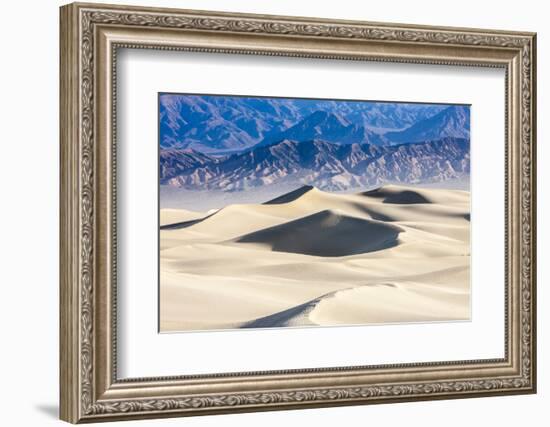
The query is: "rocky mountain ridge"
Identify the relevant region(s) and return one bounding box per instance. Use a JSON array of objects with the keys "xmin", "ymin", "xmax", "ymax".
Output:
[
  {"xmin": 160, "ymin": 137, "xmax": 469, "ymax": 192},
  {"xmin": 159, "ymin": 94, "xmax": 463, "ymax": 152}
]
